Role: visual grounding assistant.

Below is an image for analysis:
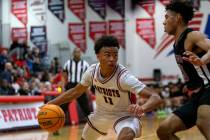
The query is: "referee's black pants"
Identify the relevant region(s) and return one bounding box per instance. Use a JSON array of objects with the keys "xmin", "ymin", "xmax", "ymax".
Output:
[{"xmin": 61, "ymin": 82, "xmax": 91, "ymax": 125}]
